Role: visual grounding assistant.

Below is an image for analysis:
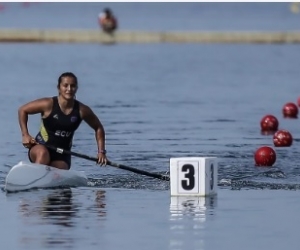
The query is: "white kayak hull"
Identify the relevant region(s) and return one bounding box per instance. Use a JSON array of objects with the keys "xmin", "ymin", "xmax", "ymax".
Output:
[{"xmin": 5, "ymin": 161, "xmax": 88, "ymax": 192}]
